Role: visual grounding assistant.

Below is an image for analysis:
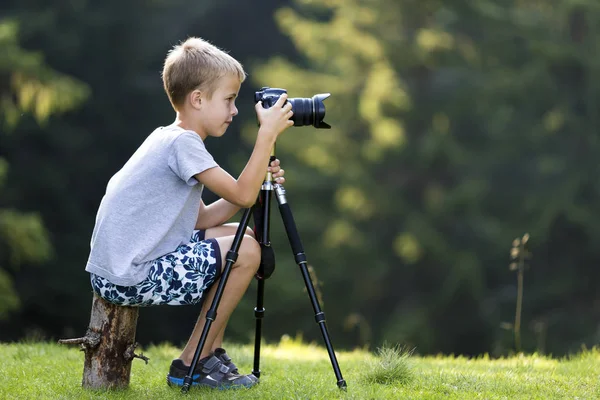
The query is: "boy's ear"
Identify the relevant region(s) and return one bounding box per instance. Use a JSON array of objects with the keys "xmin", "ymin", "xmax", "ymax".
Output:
[{"xmin": 189, "ymin": 89, "xmax": 203, "ymax": 110}]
